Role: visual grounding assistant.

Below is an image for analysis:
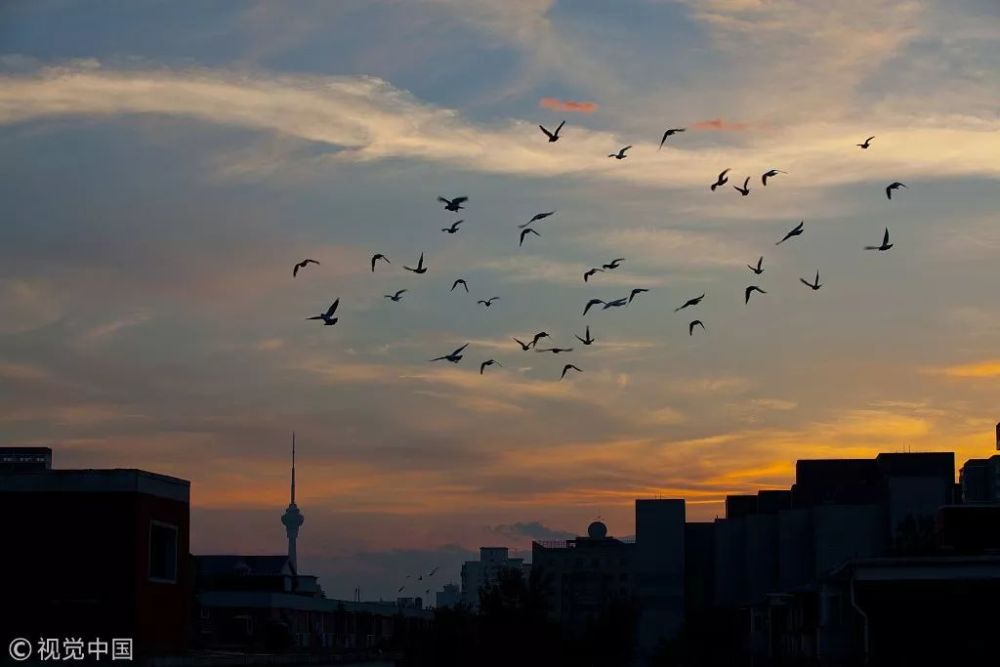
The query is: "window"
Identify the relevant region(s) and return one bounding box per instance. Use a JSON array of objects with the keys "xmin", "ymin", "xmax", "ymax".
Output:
[{"xmin": 149, "ymin": 521, "xmax": 178, "ymax": 583}]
